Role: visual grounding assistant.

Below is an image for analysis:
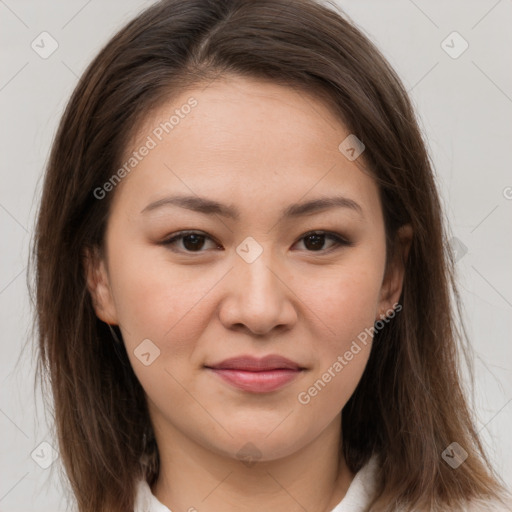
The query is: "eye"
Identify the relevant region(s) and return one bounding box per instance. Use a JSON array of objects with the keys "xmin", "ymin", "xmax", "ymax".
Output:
[
  {"xmin": 161, "ymin": 230, "xmax": 352, "ymax": 254},
  {"xmin": 161, "ymin": 231, "xmax": 221, "ymax": 253},
  {"xmin": 293, "ymin": 231, "xmax": 353, "ymax": 253}
]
